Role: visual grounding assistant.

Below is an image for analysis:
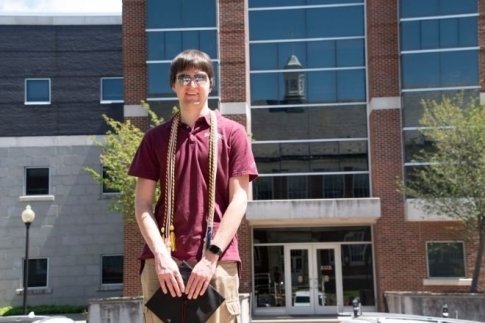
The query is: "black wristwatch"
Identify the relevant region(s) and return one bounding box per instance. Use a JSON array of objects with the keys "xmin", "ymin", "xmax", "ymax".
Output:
[{"xmin": 207, "ymin": 244, "xmax": 222, "ymax": 256}]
